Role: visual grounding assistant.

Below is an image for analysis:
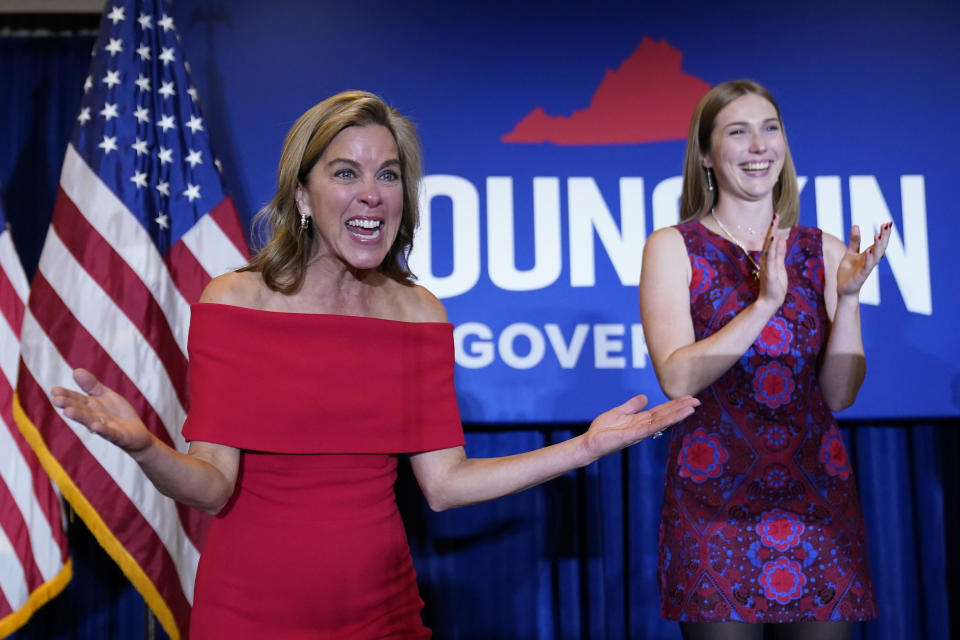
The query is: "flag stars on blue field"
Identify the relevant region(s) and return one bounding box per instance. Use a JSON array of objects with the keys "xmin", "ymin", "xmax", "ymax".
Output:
[
  {"xmin": 107, "ymin": 5, "xmax": 125, "ymax": 24},
  {"xmin": 99, "ymin": 136, "xmax": 118, "ymax": 154},
  {"xmin": 69, "ymin": 2, "xmax": 228, "ymax": 245},
  {"xmin": 106, "ymin": 38, "xmax": 124, "ymax": 55},
  {"xmin": 102, "ymin": 70, "xmax": 121, "ymax": 88},
  {"xmin": 100, "ymin": 103, "xmax": 119, "ymax": 121}
]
